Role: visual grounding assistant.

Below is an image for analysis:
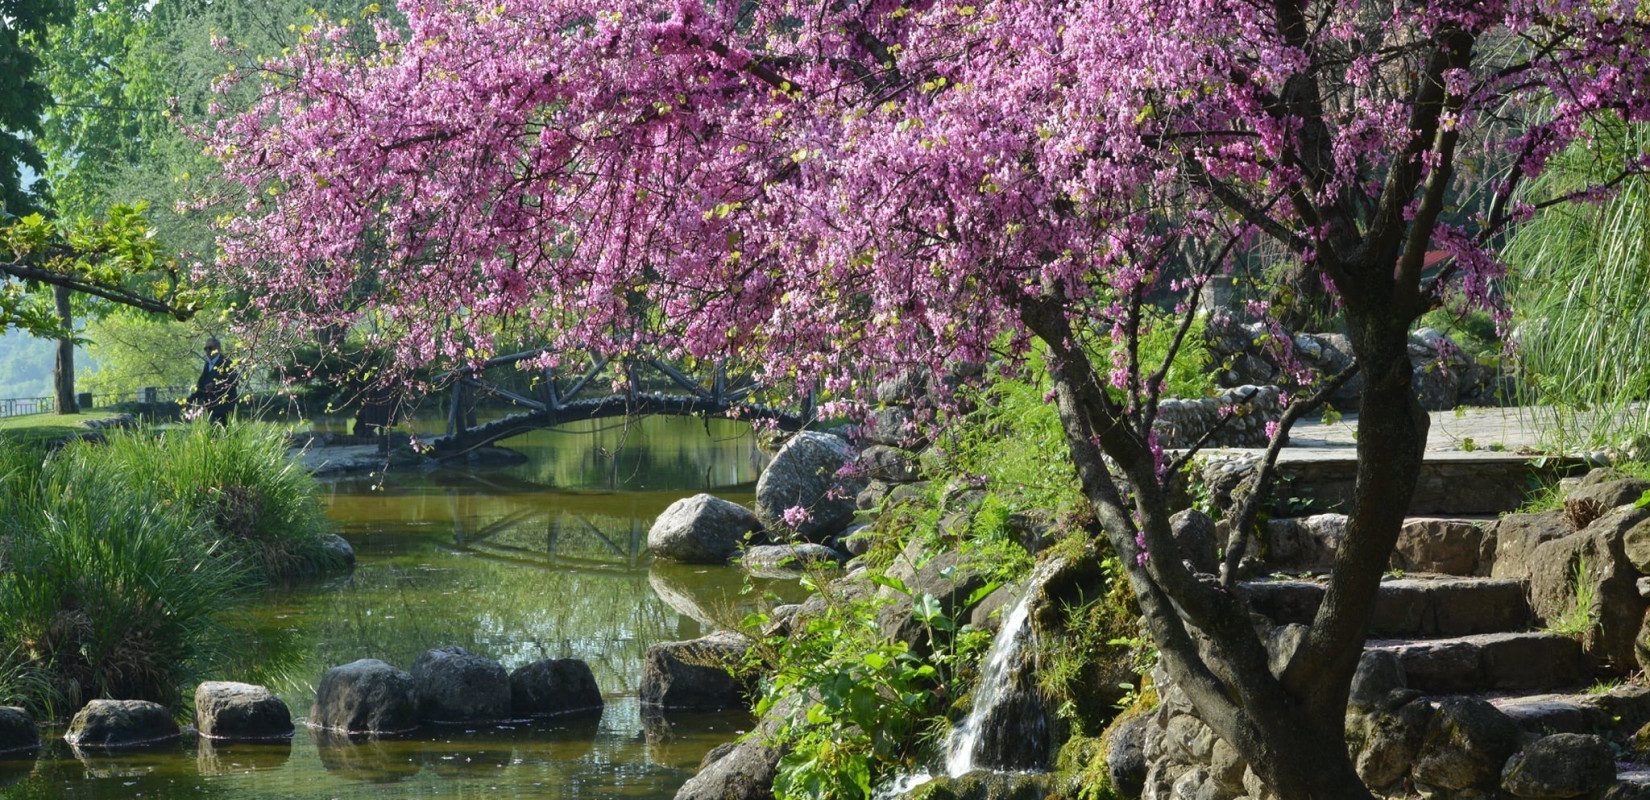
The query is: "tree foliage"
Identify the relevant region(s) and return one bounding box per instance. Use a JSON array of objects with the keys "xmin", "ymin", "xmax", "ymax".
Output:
[
  {"xmin": 205, "ymin": 1, "xmax": 1650, "ymax": 797},
  {"xmin": 0, "ymin": 0, "xmax": 67, "ymax": 216},
  {"xmin": 1505, "ymin": 123, "xmax": 1650, "ymax": 446}
]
